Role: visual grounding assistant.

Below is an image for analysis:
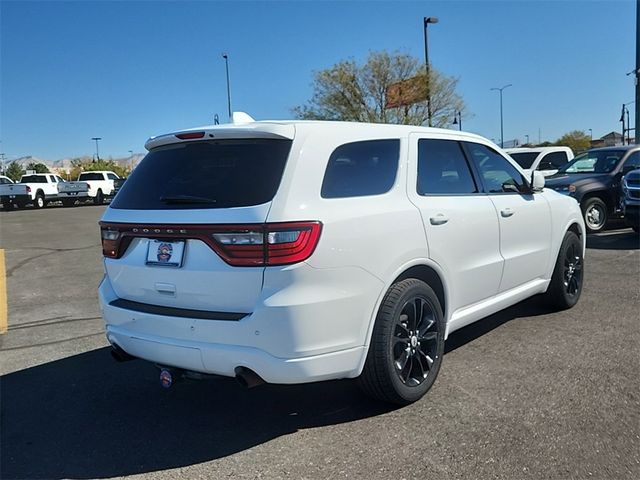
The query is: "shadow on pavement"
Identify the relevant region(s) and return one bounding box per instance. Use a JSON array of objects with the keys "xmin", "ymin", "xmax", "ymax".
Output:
[
  {"xmin": 586, "ymin": 228, "xmax": 639, "ymax": 251},
  {"xmin": 2, "ymin": 294, "xmax": 559, "ymax": 479},
  {"xmin": 0, "ymin": 348, "xmax": 394, "ymax": 479},
  {"xmin": 444, "ymin": 294, "xmax": 552, "ymax": 354}
]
